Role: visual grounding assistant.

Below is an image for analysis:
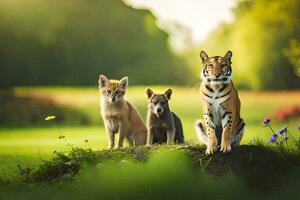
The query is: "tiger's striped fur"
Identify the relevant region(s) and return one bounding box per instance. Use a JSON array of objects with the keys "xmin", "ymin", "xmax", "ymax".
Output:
[{"xmin": 195, "ymin": 50, "xmax": 245, "ymax": 154}]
